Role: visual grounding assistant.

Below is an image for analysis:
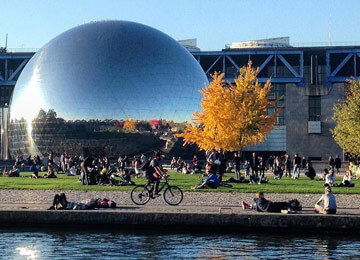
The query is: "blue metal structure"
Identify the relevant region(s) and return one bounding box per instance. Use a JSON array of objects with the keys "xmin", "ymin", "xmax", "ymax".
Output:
[
  {"xmin": 0, "ymin": 53, "xmax": 32, "ymax": 87},
  {"xmin": 326, "ymin": 49, "xmax": 360, "ymax": 85},
  {"xmin": 2, "ymin": 46, "xmax": 360, "ymax": 92},
  {"xmin": 192, "ymin": 50, "xmax": 304, "ymax": 85}
]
